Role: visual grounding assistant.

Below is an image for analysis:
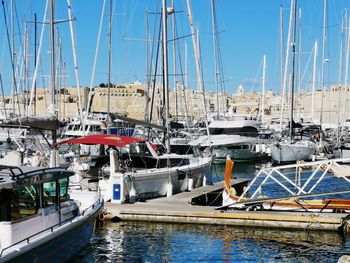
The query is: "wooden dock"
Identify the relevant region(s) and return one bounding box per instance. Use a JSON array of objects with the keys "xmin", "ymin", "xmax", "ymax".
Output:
[{"xmin": 103, "ymin": 179, "xmax": 350, "ymax": 233}]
